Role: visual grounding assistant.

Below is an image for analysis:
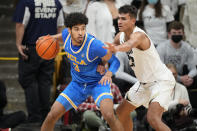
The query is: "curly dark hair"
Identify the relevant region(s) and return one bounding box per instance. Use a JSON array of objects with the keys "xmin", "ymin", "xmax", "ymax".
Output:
[
  {"xmin": 119, "ymin": 5, "xmax": 138, "ymax": 18},
  {"xmin": 65, "ymin": 12, "xmax": 88, "ymax": 28}
]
